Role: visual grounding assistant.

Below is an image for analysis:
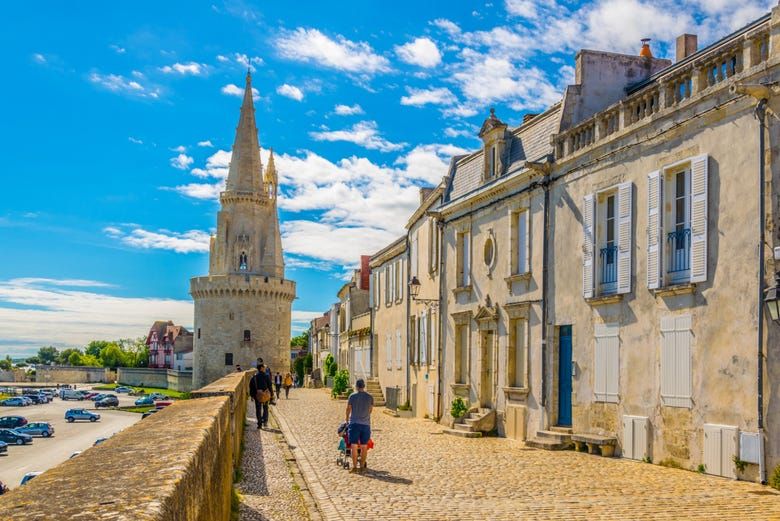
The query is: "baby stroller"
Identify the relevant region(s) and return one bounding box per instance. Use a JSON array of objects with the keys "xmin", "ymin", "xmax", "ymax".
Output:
[{"xmin": 336, "ymin": 421, "xmax": 373, "ymax": 470}]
